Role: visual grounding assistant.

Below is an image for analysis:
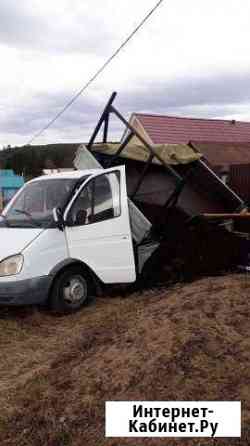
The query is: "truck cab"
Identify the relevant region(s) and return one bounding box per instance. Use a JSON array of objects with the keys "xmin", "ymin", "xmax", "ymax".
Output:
[{"xmin": 0, "ymin": 166, "xmax": 136, "ymax": 312}]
